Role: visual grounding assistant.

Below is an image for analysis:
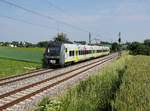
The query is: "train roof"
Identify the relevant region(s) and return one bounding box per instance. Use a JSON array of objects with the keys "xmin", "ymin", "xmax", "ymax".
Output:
[{"xmin": 48, "ymin": 42, "xmax": 110, "ymax": 49}]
